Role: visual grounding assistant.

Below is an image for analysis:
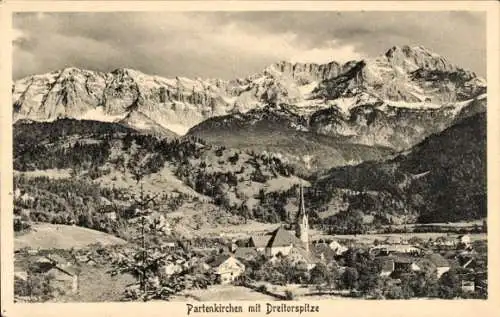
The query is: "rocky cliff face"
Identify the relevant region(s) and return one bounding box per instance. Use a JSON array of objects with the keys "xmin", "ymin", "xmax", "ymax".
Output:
[{"xmin": 13, "ymin": 45, "xmax": 486, "ymax": 149}]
